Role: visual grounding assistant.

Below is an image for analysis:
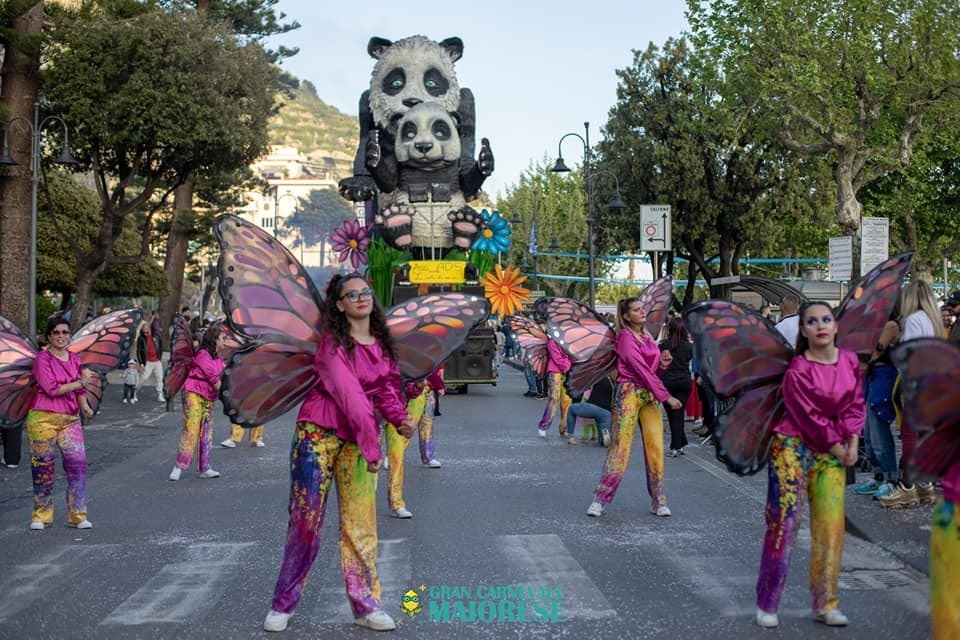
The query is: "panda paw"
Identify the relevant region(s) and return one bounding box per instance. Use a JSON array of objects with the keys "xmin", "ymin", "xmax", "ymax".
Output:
[
  {"xmin": 378, "ymin": 203, "xmax": 415, "ymax": 250},
  {"xmin": 448, "ymin": 206, "xmax": 486, "ymax": 250},
  {"xmin": 339, "ymin": 176, "xmax": 379, "ymax": 202}
]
